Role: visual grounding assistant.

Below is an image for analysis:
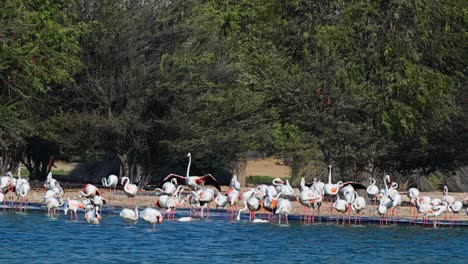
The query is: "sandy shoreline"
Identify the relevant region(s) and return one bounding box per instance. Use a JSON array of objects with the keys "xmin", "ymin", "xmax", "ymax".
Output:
[{"xmin": 7, "ymin": 185, "xmax": 467, "ymax": 222}]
